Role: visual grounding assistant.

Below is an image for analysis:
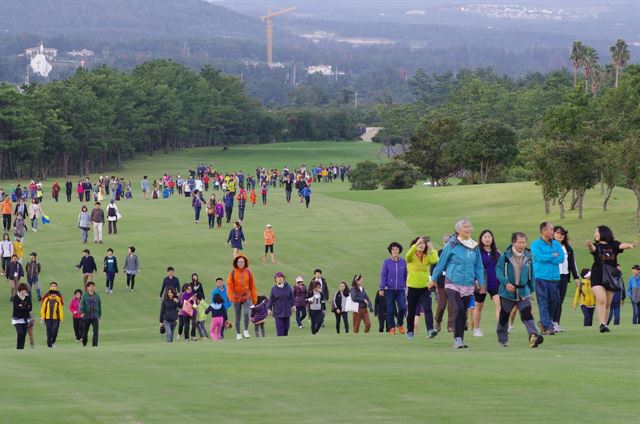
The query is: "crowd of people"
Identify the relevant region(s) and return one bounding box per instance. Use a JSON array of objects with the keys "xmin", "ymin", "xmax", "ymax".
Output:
[{"xmin": 6, "ymin": 162, "xmax": 638, "ymax": 351}]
